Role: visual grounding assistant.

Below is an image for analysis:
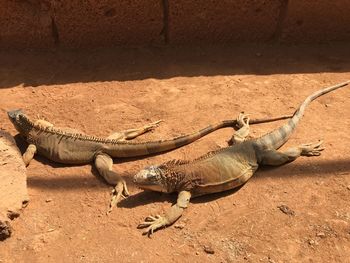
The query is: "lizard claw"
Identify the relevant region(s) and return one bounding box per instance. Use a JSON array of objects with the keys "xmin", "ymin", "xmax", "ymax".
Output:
[
  {"xmin": 137, "ymin": 214, "xmax": 168, "ymax": 237},
  {"xmin": 107, "ymin": 181, "xmax": 129, "ymax": 214},
  {"xmin": 236, "ymin": 112, "xmax": 250, "ymax": 128},
  {"xmin": 300, "ymin": 140, "xmax": 325, "ymax": 156},
  {"xmin": 144, "ymin": 120, "xmax": 163, "ymax": 132}
]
